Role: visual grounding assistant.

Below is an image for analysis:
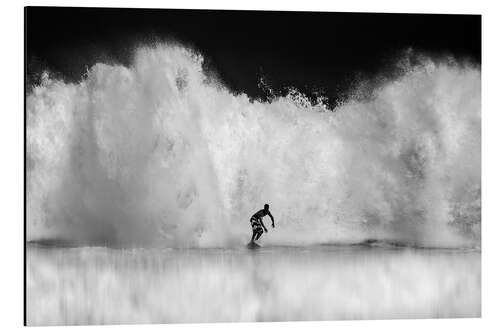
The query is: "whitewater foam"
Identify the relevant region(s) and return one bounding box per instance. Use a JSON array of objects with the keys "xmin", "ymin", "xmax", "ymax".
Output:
[{"xmin": 26, "ymin": 44, "xmax": 481, "ymax": 248}]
